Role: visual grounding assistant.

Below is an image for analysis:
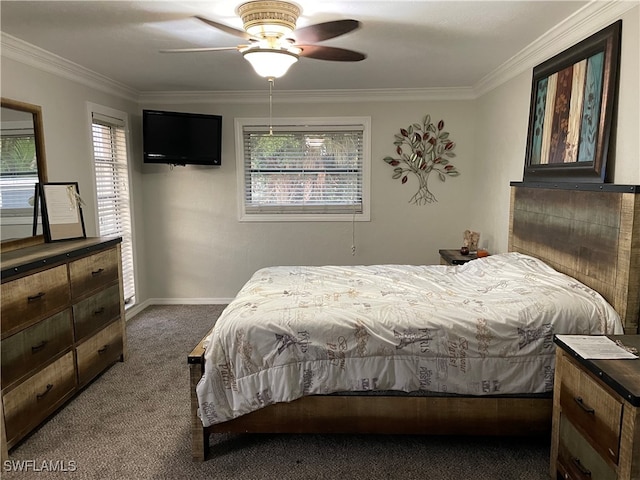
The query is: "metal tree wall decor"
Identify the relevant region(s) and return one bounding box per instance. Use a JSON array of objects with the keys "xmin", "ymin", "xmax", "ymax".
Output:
[{"xmin": 384, "ymin": 114, "xmax": 460, "ymax": 205}]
